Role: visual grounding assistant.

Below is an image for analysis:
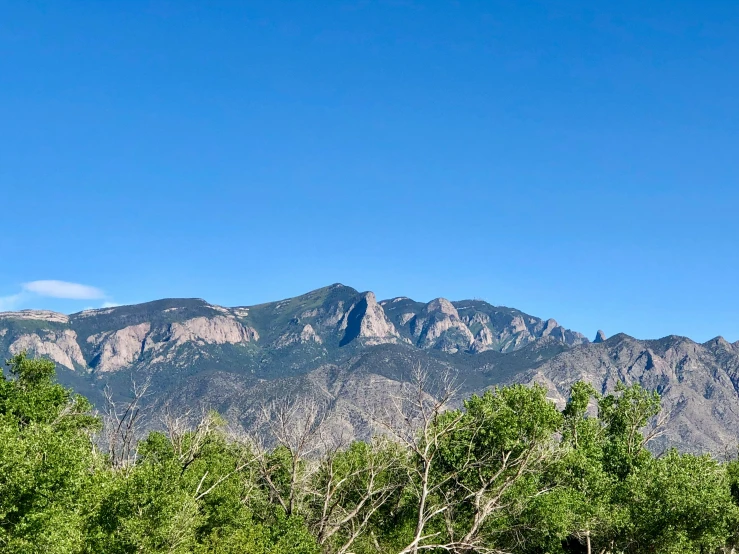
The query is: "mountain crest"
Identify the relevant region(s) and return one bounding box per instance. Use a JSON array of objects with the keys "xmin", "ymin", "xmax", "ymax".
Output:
[
  {"xmin": 340, "ymin": 292, "xmax": 401, "ymax": 346},
  {"xmin": 3, "ymin": 284, "xmax": 739, "ymax": 453}
]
